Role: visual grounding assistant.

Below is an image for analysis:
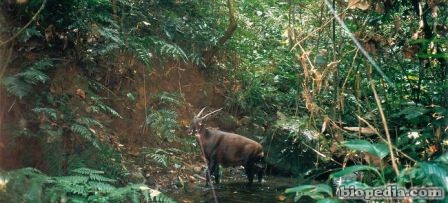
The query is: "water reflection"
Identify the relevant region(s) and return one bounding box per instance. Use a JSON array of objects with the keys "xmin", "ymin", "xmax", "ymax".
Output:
[{"xmin": 167, "ymin": 176, "xmax": 296, "ymax": 203}]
